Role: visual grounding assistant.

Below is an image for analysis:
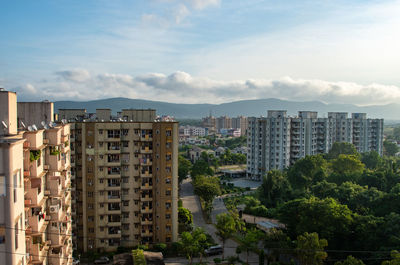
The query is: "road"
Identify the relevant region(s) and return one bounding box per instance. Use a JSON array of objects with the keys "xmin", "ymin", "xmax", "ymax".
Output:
[{"xmin": 165, "ymin": 178, "xmax": 260, "ymax": 264}]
